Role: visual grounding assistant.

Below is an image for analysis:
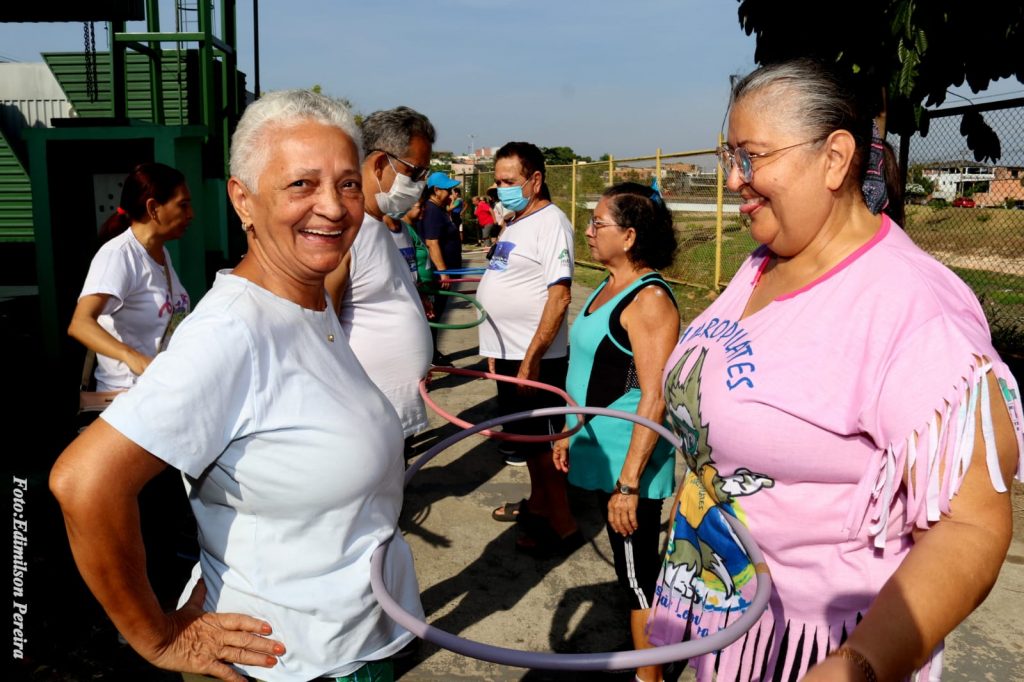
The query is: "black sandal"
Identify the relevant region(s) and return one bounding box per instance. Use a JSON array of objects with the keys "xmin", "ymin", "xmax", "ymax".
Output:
[{"xmin": 491, "ymin": 498, "xmax": 526, "ymax": 522}]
